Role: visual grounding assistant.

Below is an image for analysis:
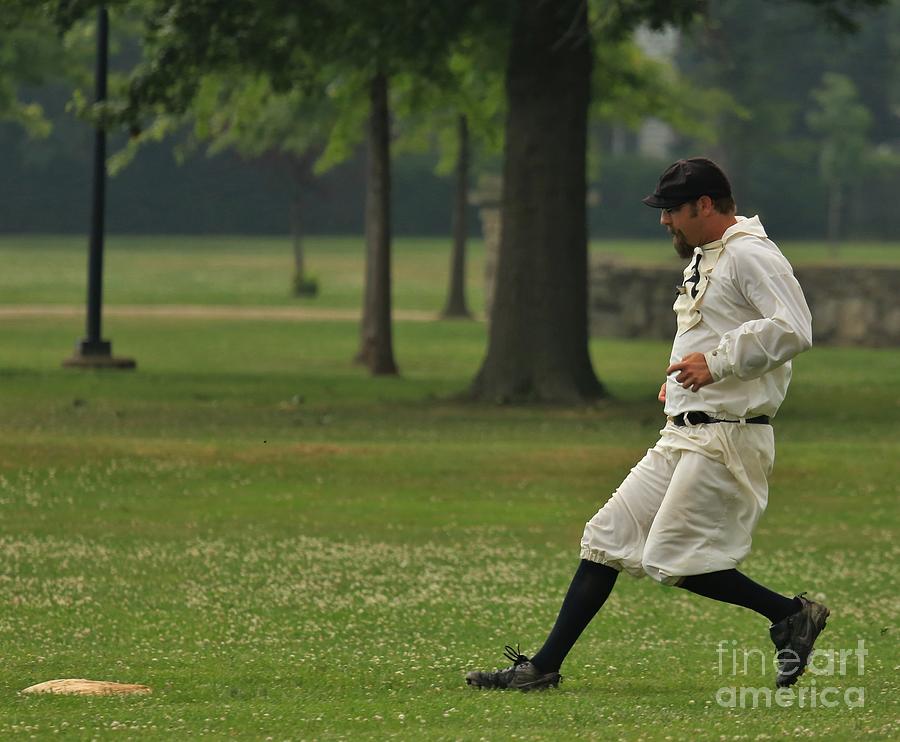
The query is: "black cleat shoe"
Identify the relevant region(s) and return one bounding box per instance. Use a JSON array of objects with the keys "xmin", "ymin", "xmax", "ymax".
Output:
[
  {"xmin": 465, "ymin": 645, "xmax": 561, "ymax": 691},
  {"xmin": 770, "ymin": 593, "xmax": 831, "ymax": 688}
]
